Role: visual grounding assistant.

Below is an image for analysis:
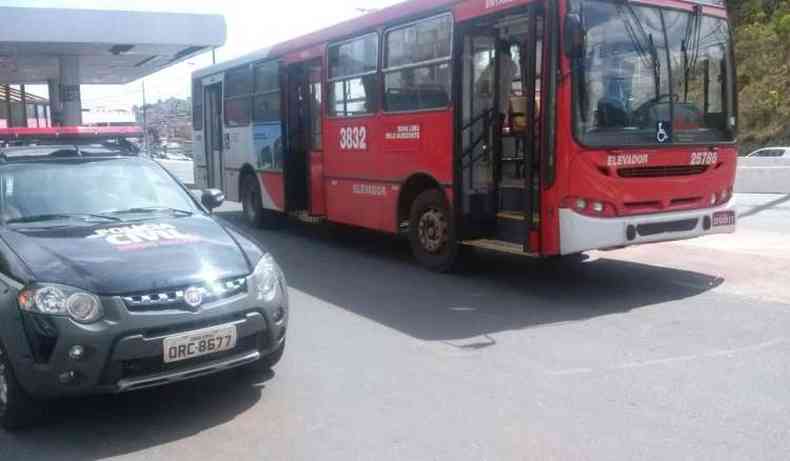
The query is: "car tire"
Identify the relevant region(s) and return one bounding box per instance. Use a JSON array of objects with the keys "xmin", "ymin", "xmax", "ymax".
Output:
[
  {"xmin": 0, "ymin": 343, "xmax": 40, "ymax": 431},
  {"xmin": 408, "ymin": 189, "xmax": 459, "ymax": 273},
  {"xmin": 245, "ymin": 340, "xmax": 285, "ymax": 375}
]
